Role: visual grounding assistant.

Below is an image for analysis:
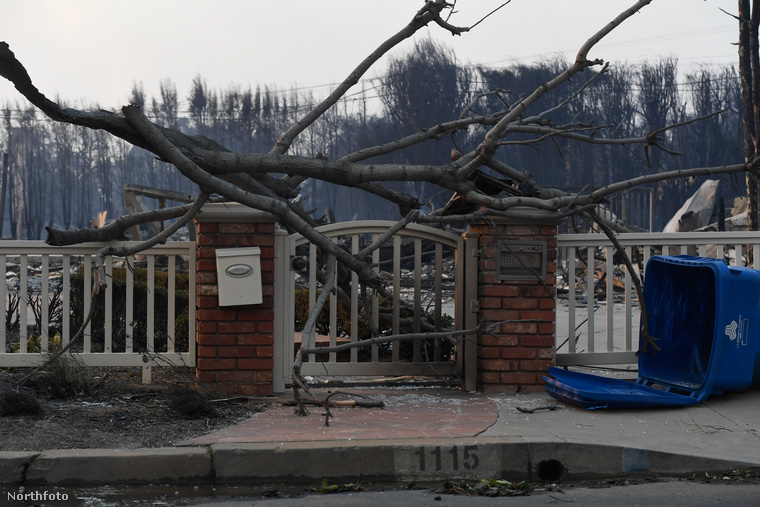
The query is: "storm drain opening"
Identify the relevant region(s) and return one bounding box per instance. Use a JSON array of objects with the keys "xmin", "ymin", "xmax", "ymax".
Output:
[{"xmin": 537, "ymin": 459, "xmax": 564, "ymax": 482}]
